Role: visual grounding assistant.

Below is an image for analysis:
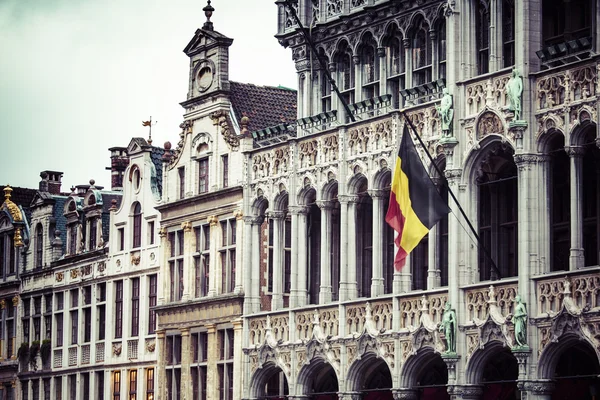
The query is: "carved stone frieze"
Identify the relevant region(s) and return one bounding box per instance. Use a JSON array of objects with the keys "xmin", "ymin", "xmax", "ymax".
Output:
[{"xmin": 298, "ymin": 140, "xmax": 318, "ymax": 168}]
